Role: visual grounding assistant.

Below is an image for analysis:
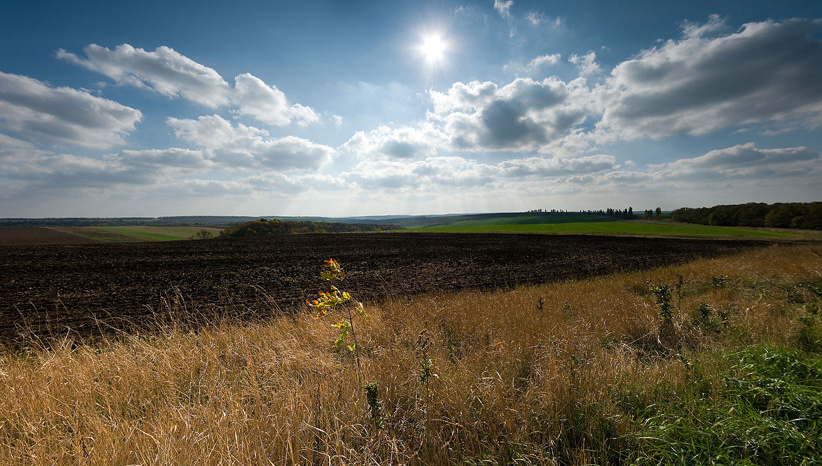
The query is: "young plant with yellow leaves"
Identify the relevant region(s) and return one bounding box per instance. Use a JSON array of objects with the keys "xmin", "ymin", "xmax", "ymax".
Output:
[{"xmin": 308, "ymin": 258, "xmax": 366, "ymax": 369}]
